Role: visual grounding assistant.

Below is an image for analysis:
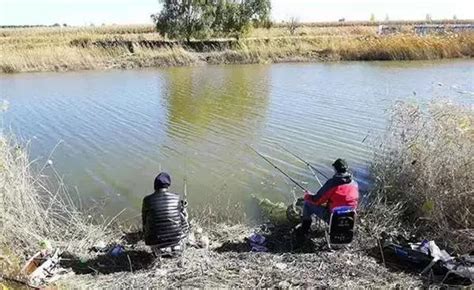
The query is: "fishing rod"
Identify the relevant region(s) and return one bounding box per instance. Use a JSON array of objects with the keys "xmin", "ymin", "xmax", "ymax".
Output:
[
  {"xmin": 247, "ymin": 144, "xmax": 308, "ymax": 191},
  {"xmin": 278, "ymin": 146, "xmax": 364, "ymax": 188},
  {"xmin": 182, "ymin": 176, "xmax": 189, "ymax": 231},
  {"xmin": 183, "ymin": 177, "xmax": 188, "ymax": 202},
  {"xmin": 277, "ymin": 144, "xmax": 330, "ymax": 182},
  {"xmin": 278, "ymin": 144, "xmax": 323, "ymax": 187}
]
